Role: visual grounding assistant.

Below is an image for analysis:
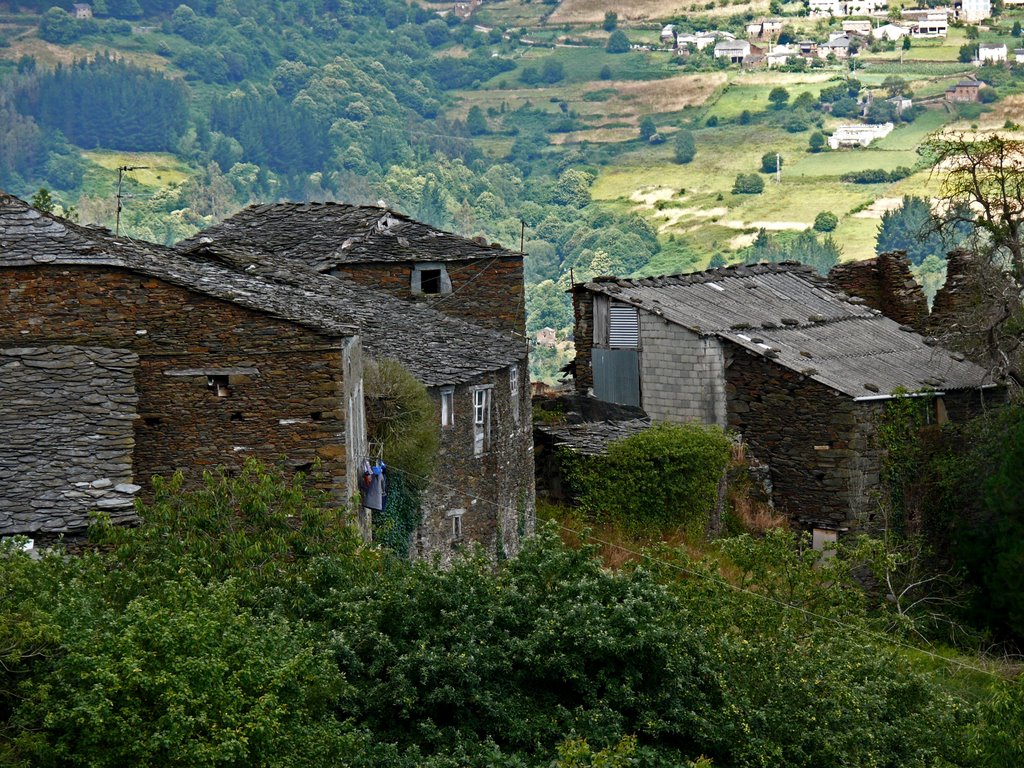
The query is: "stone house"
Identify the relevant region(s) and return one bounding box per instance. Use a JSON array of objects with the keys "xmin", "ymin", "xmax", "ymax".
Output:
[
  {"xmin": 570, "ymin": 263, "xmax": 998, "ymax": 533},
  {"xmin": 72, "ymin": 3, "xmax": 93, "ymax": 18},
  {"xmin": 180, "ymin": 203, "xmax": 524, "ymax": 337},
  {"xmin": 766, "ymin": 44, "xmax": 795, "ymax": 67},
  {"xmin": 0, "ymin": 193, "xmax": 366, "ymax": 544},
  {"xmin": 180, "ymin": 204, "xmax": 535, "ymax": 563},
  {"xmin": 945, "ymin": 79, "xmax": 982, "ymax": 102},
  {"xmin": 713, "ymin": 39, "xmax": 752, "ymax": 63}
]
